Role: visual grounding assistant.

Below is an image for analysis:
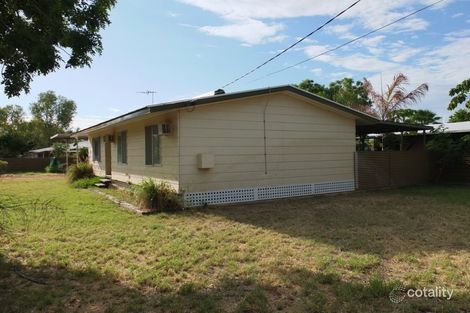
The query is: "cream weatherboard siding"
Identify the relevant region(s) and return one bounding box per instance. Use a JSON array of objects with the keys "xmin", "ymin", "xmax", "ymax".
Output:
[
  {"xmin": 88, "ymin": 112, "xmax": 180, "ymax": 189},
  {"xmin": 86, "ymin": 91, "xmax": 357, "ymax": 205},
  {"xmin": 178, "ymin": 92, "xmax": 356, "ymax": 193}
]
